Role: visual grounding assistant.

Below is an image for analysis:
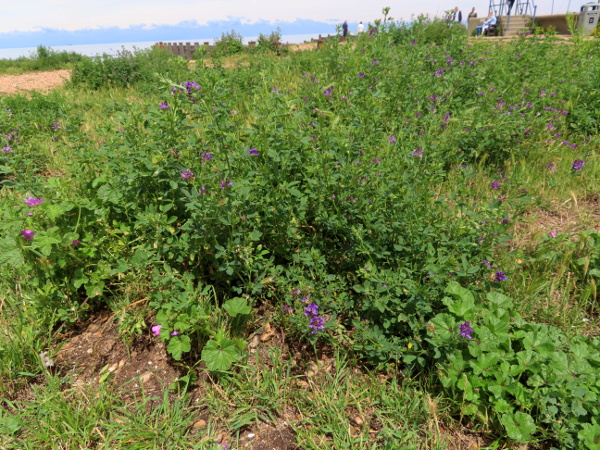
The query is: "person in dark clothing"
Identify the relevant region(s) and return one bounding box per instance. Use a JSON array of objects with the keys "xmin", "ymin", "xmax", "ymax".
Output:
[
  {"xmin": 342, "ymin": 20, "xmax": 348, "ymax": 40},
  {"xmin": 507, "ymin": 0, "xmax": 515, "ymax": 15},
  {"xmin": 468, "ymin": 7, "xmax": 477, "ymax": 18}
]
